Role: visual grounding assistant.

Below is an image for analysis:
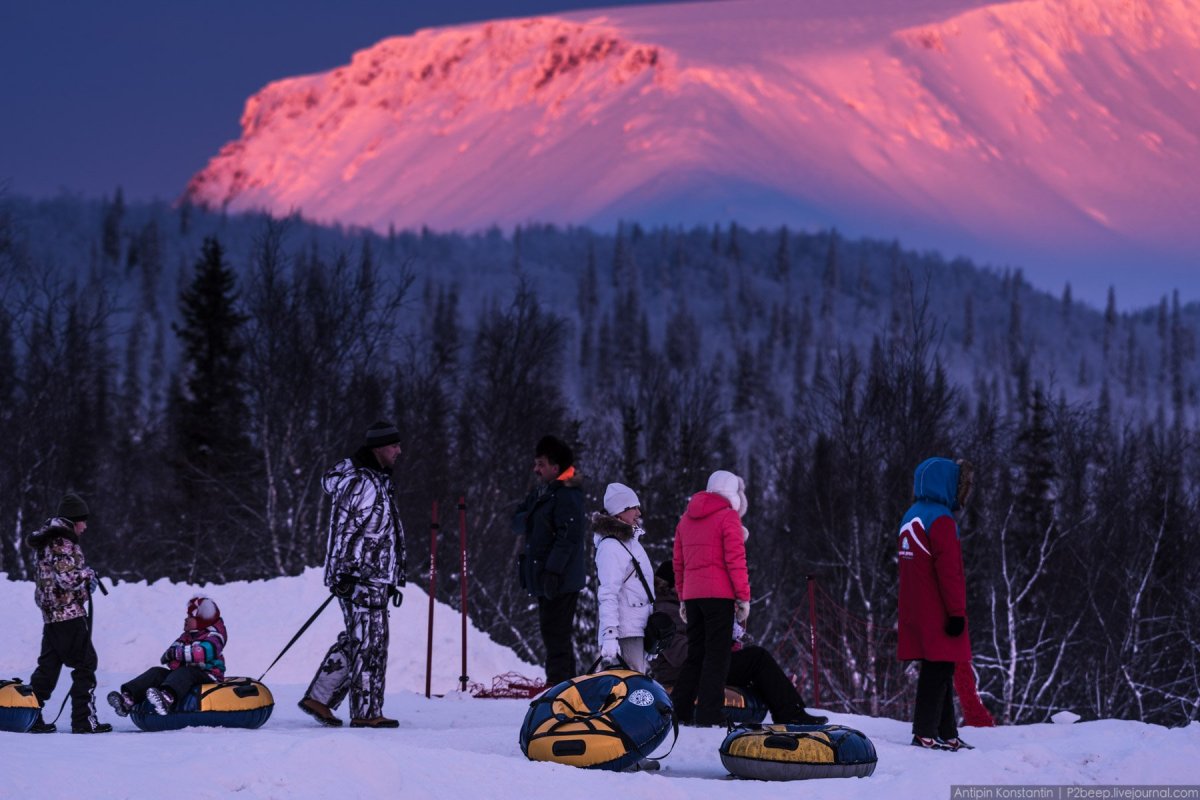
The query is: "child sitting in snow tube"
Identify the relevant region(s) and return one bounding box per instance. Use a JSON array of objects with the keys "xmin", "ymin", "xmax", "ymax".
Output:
[{"xmin": 106, "ymin": 594, "xmax": 270, "ymax": 730}]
